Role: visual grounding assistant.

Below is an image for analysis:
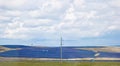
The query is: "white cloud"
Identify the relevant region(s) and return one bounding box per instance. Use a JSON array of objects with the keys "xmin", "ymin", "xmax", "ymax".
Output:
[
  {"xmin": 42, "ymin": 0, "xmax": 63, "ymax": 11},
  {"xmin": 0, "ymin": 16, "xmax": 56, "ymax": 39},
  {"xmin": 5, "ymin": 10, "xmax": 22, "ymax": 17},
  {"xmin": 64, "ymin": 4, "xmax": 76, "ymax": 21},
  {"xmin": 22, "ymin": 19, "xmax": 54, "ymax": 27},
  {"xmin": 107, "ymin": 21, "xmax": 120, "ymax": 30},
  {"xmin": 0, "ymin": 0, "xmax": 27, "ymax": 8},
  {"xmin": 0, "ymin": 15, "xmax": 10, "ymax": 20},
  {"xmin": 109, "ymin": 0, "xmax": 120, "ymax": 7},
  {"xmin": 73, "ymin": 0, "xmax": 85, "ymax": 8},
  {"xmin": 76, "ymin": 11, "xmax": 98, "ymax": 20},
  {"xmin": 108, "ymin": 26, "xmax": 117, "ymax": 30},
  {"xmin": 3, "ymin": 22, "xmax": 27, "ymax": 39},
  {"xmin": 28, "ymin": 10, "xmax": 41, "ymax": 18},
  {"xmin": 0, "ymin": 0, "xmax": 120, "ymax": 40}
]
